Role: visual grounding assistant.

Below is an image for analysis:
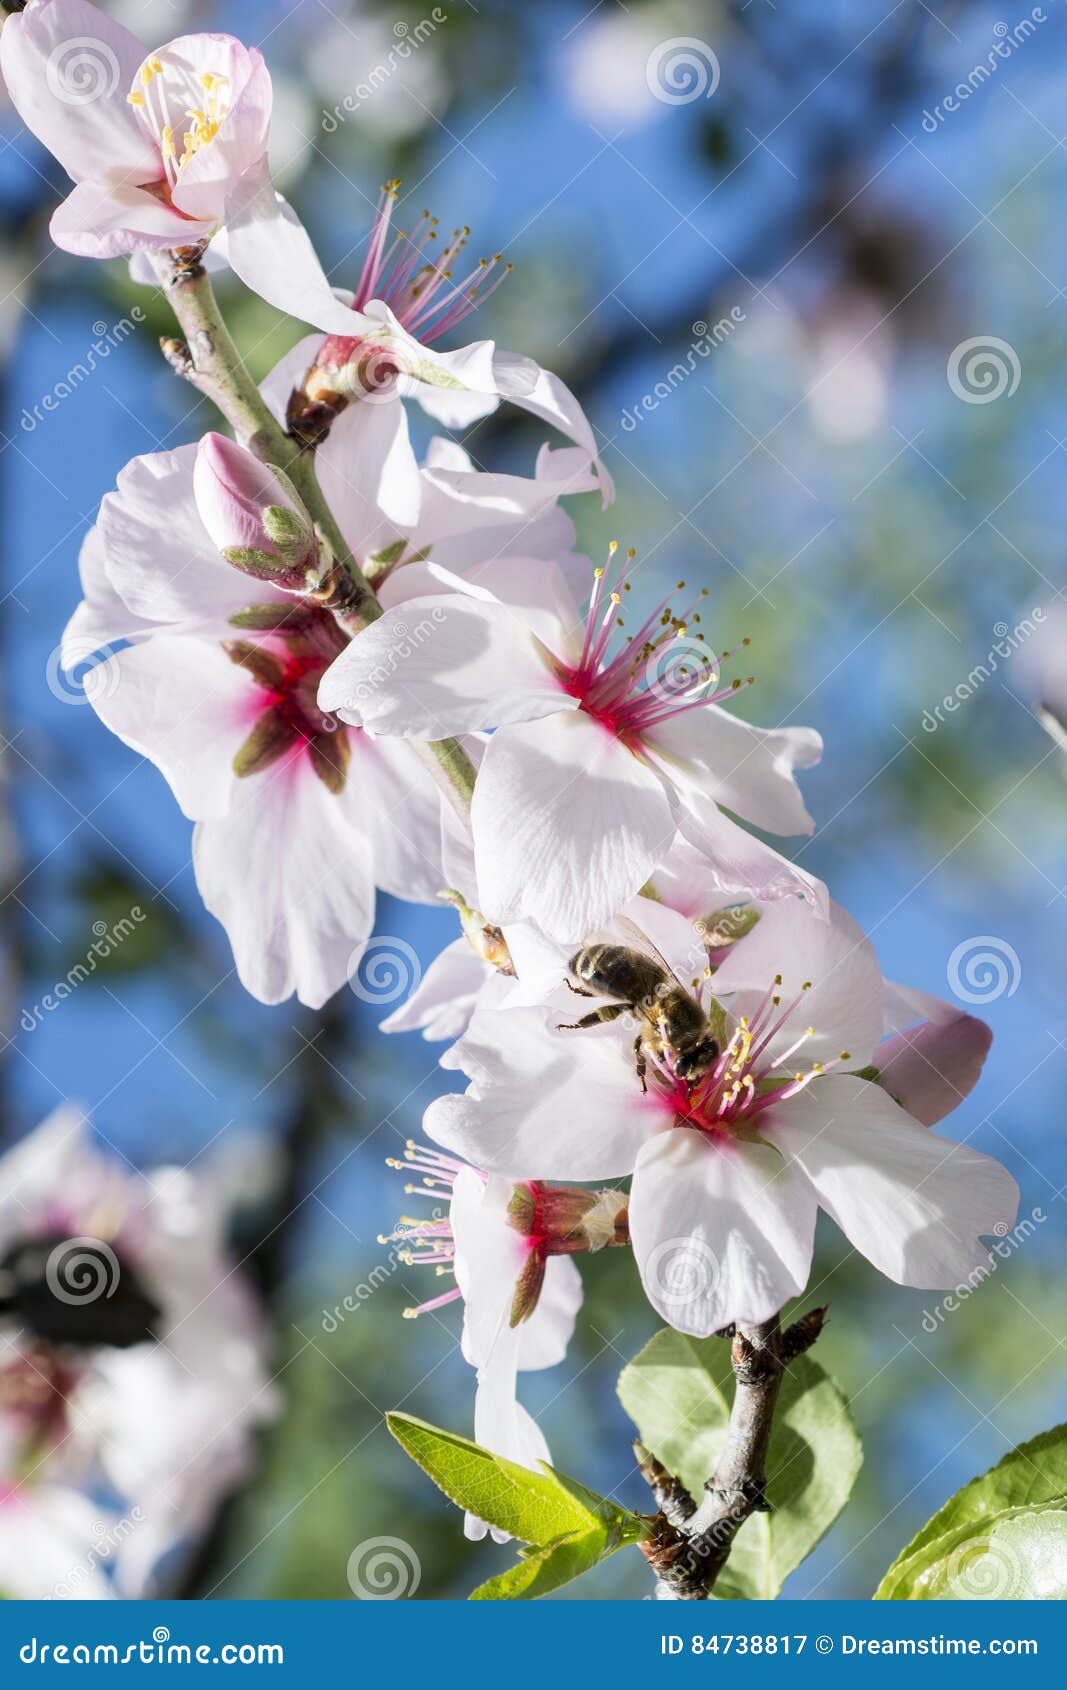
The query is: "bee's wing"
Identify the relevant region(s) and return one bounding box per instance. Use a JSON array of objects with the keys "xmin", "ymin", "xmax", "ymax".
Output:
[{"xmin": 614, "ymin": 915, "xmax": 693, "ymax": 993}]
